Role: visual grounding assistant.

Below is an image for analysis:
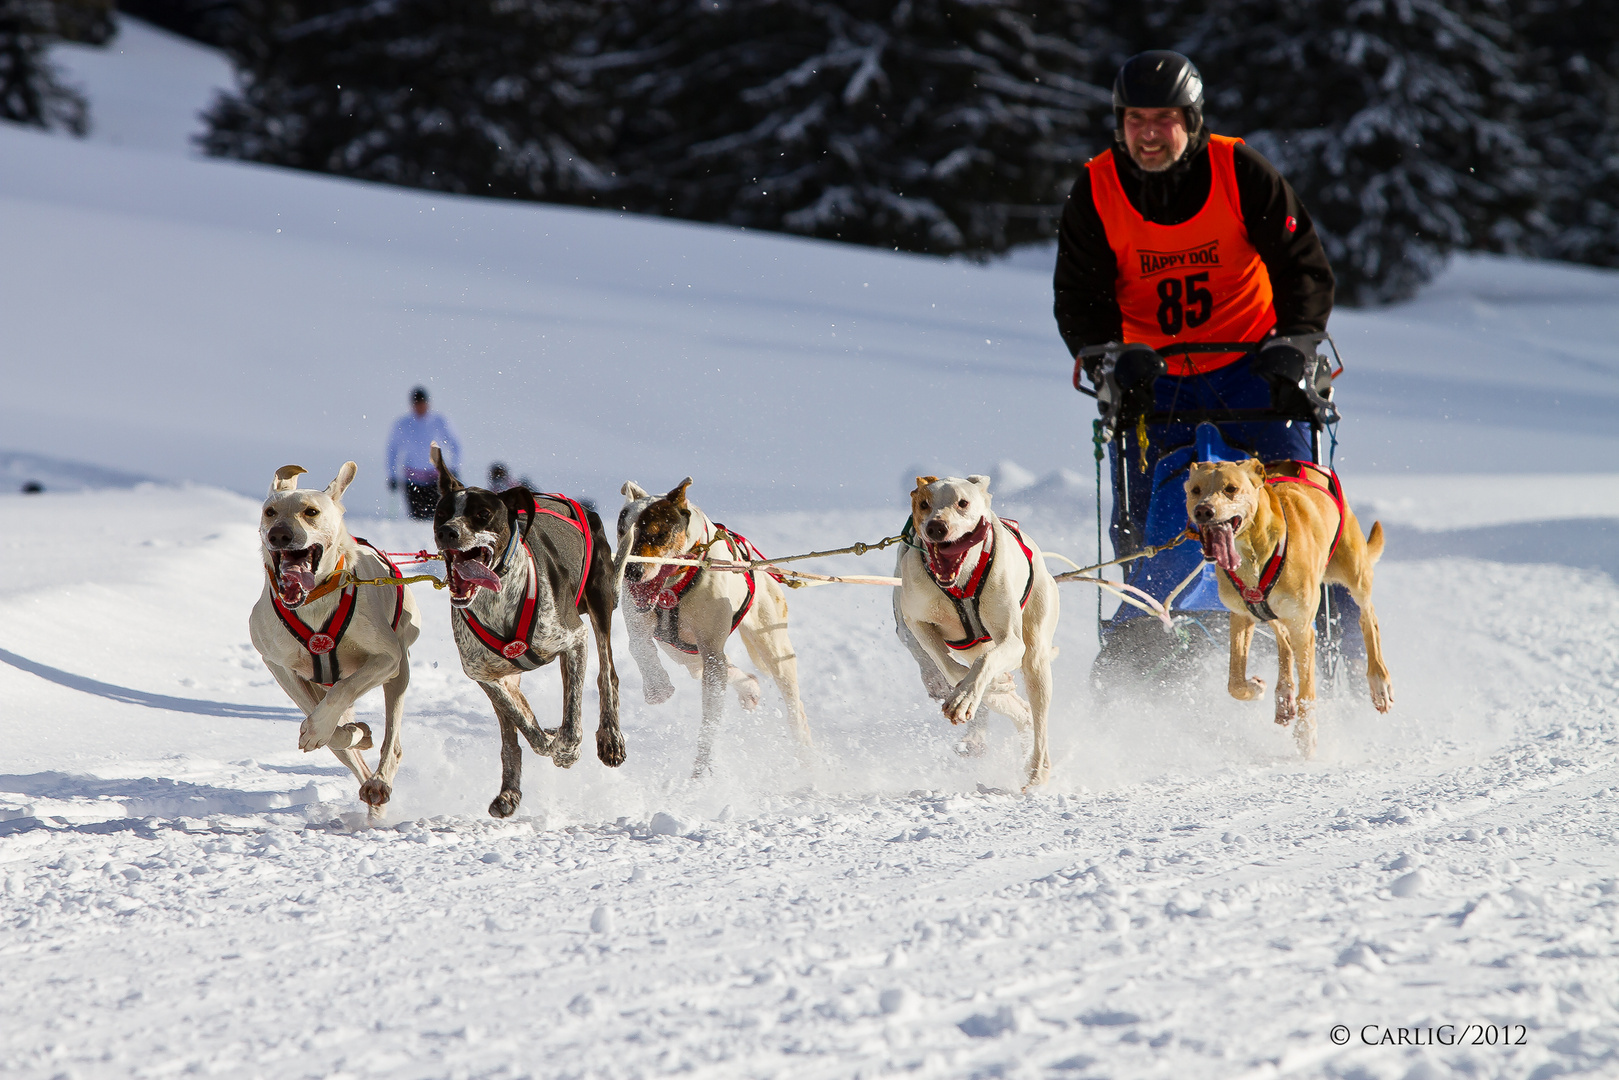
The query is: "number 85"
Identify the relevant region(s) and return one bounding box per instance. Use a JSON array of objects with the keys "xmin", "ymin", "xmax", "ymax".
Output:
[{"xmin": 1156, "ymin": 272, "xmax": 1213, "ymax": 335}]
